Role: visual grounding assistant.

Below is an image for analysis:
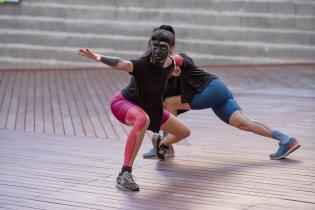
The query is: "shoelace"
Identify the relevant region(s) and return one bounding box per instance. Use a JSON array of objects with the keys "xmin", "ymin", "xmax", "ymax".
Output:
[
  {"xmin": 123, "ymin": 172, "xmax": 136, "ymax": 183},
  {"xmin": 159, "ymin": 145, "xmax": 168, "ymax": 154}
]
